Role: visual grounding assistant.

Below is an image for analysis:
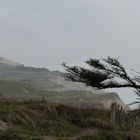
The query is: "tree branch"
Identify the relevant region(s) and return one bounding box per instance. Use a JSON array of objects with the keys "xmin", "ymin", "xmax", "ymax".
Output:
[{"xmin": 63, "ymin": 57, "xmax": 140, "ymax": 100}]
